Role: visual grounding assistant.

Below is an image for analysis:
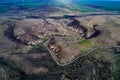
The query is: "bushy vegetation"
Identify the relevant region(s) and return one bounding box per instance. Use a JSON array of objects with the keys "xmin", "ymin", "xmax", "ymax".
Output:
[
  {"xmin": 0, "ymin": 46, "xmax": 120, "ymax": 80},
  {"xmin": 28, "ymin": 43, "xmax": 48, "ymax": 53},
  {"xmin": 0, "ymin": 67, "xmax": 7, "ymax": 80}
]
